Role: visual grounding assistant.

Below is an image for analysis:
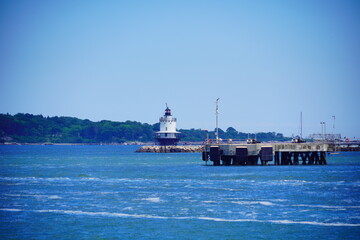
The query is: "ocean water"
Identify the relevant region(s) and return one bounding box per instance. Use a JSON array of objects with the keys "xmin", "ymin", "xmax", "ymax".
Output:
[{"xmin": 0, "ymin": 145, "xmax": 359, "ymax": 240}]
